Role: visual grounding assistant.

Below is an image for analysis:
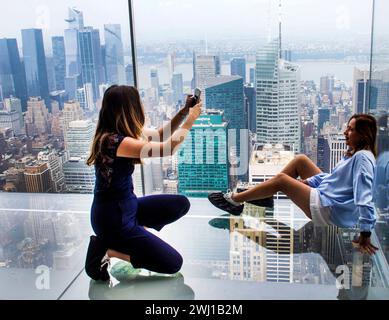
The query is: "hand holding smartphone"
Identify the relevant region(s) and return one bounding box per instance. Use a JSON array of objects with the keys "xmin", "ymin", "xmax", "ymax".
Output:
[{"xmin": 187, "ymin": 88, "xmax": 202, "ymax": 108}]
